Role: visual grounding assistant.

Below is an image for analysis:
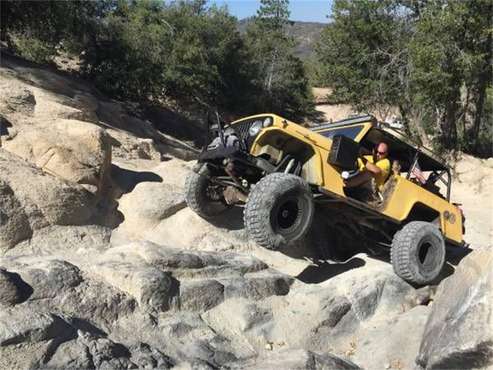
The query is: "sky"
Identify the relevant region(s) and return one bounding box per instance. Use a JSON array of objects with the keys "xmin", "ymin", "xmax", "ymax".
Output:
[{"xmin": 207, "ymin": 0, "xmax": 333, "ymax": 23}]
